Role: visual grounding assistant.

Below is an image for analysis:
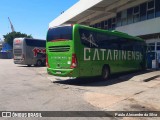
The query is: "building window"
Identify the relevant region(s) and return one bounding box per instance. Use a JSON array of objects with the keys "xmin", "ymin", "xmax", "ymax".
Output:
[
  {"xmin": 155, "ymin": 0, "xmax": 160, "ymax": 17},
  {"xmin": 116, "ymin": 12, "xmax": 122, "ymax": 27},
  {"xmin": 147, "ymin": 0, "xmax": 155, "ymax": 19},
  {"xmin": 111, "ymin": 18, "xmax": 116, "ymax": 30},
  {"xmin": 108, "ymin": 19, "xmax": 112, "ymax": 30},
  {"xmin": 127, "ymin": 8, "xmax": 133, "ymax": 24},
  {"xmin": 90, "ymin": 25, "xmax": 94, "ymax": 28},
  {"xmin": 140, "ymin": 3, "xmax": 147, "ymax": 21},
  {"xmin": 94, "ymin": 24, "xmax": 97, "ymax": 28},
  {"xmin": 91, "ymin": 24, "xmax": 95, "ymax": 28},
  {"xmin": 157, "ymin": 42, "xmax": 160, "ymax": 50},
  {"xmin": 104, "ymin": 20, "xmax": 108, "ymax": 29},
  {"xmin": 95, "ymin": 23, "xmax": 101, "ymax": 28},
  {"xmin": 133, "ymin": 6, "xmax": 140, "ymax": 22},
  {"xmin": 95, "ymin": 23, "xmax": 99, "ymax": 28},
  {"xmin": 101, "ymin": 21, "xmax": 105, "ymax": 29},
  {"xmin": 98, "ymin": 23, "xmax": 102, "ymax": 28},
  {"xmin": 148, "ymin": 43, "xmax": 155, "ymax": 51},
  {"xmin": 121, "ymin": 10, "xmax": 127, "ymax": 25}
]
